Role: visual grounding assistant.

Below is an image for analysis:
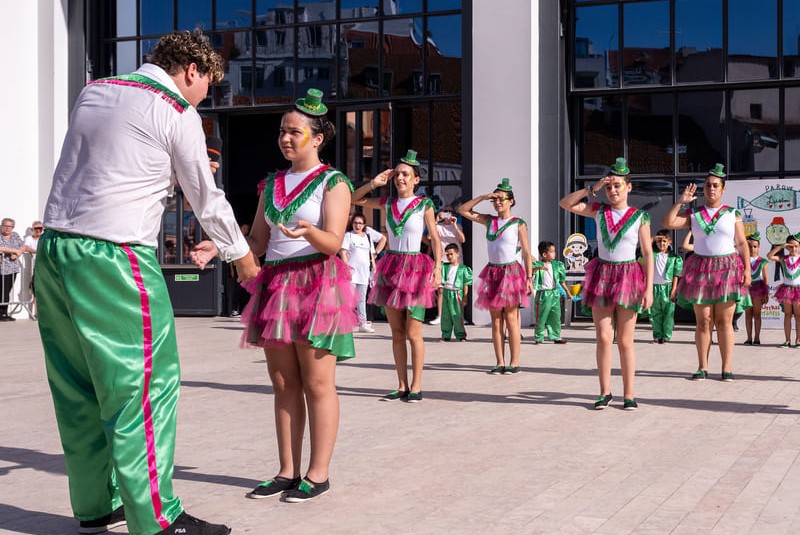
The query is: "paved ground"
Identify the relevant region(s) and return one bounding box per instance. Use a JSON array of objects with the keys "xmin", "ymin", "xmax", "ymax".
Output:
[{"xmin": 3, "ymin": 317, "xmax": 800, "ymax": 534}]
